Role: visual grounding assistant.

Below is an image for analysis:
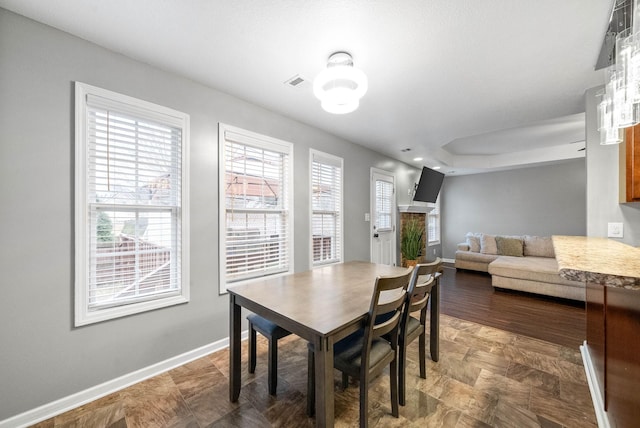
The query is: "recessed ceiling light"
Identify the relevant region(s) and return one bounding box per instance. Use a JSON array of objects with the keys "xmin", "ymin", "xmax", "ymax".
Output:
[
  {"xmin": 413, "ymin": 157, "xmax": 423, "ymax": 161},
  {"xmin": 400, "ymin": 148, "xmax": 412, "ymax": 152},
  {"xmin": 432, "ymin": 166, "xmax": 441, "ymax": 170}
]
